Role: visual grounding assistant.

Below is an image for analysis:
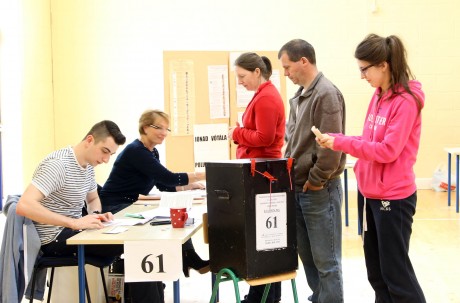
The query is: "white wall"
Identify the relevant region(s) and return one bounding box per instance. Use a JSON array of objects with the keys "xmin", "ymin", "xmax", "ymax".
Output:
[
  {"xmin": 1, "ymin": 0, "xmax": 460, "ymax": 196},
  {"xmin": 0, "ymin": 0, "xmax": 24, "ymax": 196}
]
